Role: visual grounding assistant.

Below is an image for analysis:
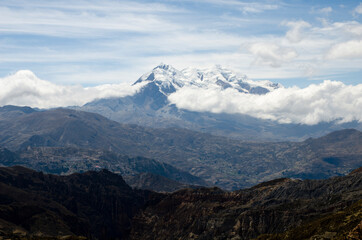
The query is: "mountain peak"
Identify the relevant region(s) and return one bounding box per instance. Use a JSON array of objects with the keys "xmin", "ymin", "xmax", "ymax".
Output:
[
  {"xmin": 132, "ymin": 64, "xmax": 281, "ymax": 96},
  {"xmin": 153, "ymin": 63, "xmax": 176, "ymax": 71},
  {"xmin": 182, "ymin": 65, "xmax": 248, "ymax": 84},
  {"xmin": 133, "ymin": 64, "xmax": 187, "ymax": 95}
]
